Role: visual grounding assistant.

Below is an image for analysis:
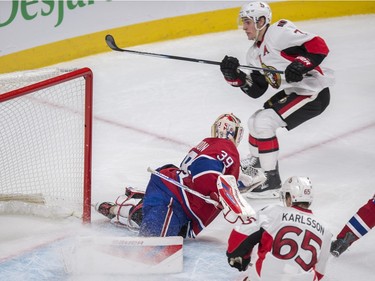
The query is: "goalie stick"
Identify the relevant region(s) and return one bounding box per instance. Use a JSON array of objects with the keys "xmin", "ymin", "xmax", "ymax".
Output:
[
  {"xmin": 0, "ymin": 193, "xmax": 45, "ymax": 204},
  {"xmin": 147, "ymin": 167, "xmax": 254, "ymax": 217},
  {"xmin": 147, "ymin": 167, "xmax": 221, "ymax": 208},
  {"xmin": 105, "ymin": 34, "xmax": 284, "ymax": 74}
]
